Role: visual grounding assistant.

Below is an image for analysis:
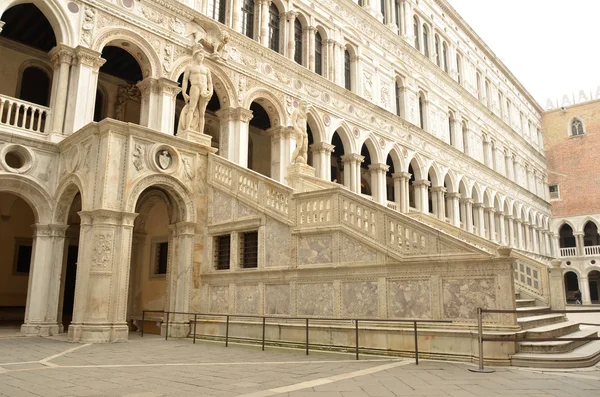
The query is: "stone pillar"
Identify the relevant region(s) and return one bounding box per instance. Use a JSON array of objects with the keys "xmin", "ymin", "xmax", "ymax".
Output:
[
  {"xmin": 310, "ymin": 142, "xmax": 334, "ymax": 181},
  {"xmin": 549, "ymin": 260, "xmax": 567, "ymax": 310},
  {"xmin": 307, "ymin": 26, "xmax": 316, "ymax": 71},
  {"xmin": 393, "ymin": 172, "xmax": 410, "ymax": 213},
  {"xmin": 484, "ymin": 207, "xmax": 496, "ymax": 242},
  {"xmin": 137, "ymin": 77, "xmax": 161, "ymax": 130},
  {"xmin": 580, "ymin": 275, "xmax": 592, "ymax": 305},
  {"xmin": 532, "ymin": 227, "xmax": 539, "ymax": 253},
  {"xmin": 20, "ymin": 224, "xmax": 68, "ymax": 336},
  {"xmin": 574, "ymin": 233, "xmax": 585, "ymax": 256},
  {"xmin": 516, "ymin": 219, "xmax": 523, "ymax": 249},
  {"xmin": 157, "ymin": 78, "xmax": 181, "ymax": 135},
  {"xmin": 413, "ymin": 180, "xmax": 430, "ymax": 214},
  {"xmin": 231, "ymin": 0, "xmax": 242, "ymax": 31},
  {"xmin": 216, "ymin": 107, "xmax": 253, "ymax": 166},
  {"xmin": 524, "ymin": 222, "xmax": 532, "ymax": 251},
  {"xmin": 63, "ymin": 46, "xmax": 105, "ymax": 134},
  {"xmin": 270, "ymin": 126, "xmax": 294, "ymax": 184},
  {"xmin": 505, "ymin": 151, "xmax": 514, "ymax": 179},
  {"xmin": 341, "ymin": 154, "xmax": 363, "ymax": 193},
  {"xmin": 286, "ymin": 11, "xmax": 296, "ymax": 59},
  {"xmin": 430, "ymin": 187, "xmax": 446, "ymax": 221},
  {"xmin": 473, "ymin": 203, "xmax": 485, "ymax": 238},
  {"xmin": 326, "ymin": 39, "xmax": 335, "ymax": 81},
  {"xmin": 498, "ymin": 212, "xmax": 506, "ymax": 245},
  {"xmin": 446, "ymin": 193, "xmax": 461, "ymax": 227},
  {"xmin": 507, "ymin": 215, "xmax": 515, "ymax": 247},
  {"xmin": 68, "ymin": 210, "xmax": 137, "ymax": 343},
  {"xmin": 48, "ymin": 45, "xmax": 74, "ymax": 136},
  {"xmin": 165, "ymin": 222, "xmax": 196, "ymax": 337},
  {"xmin": 127, "ymin": 231, "xmax": 146, "ymax": 323},
  {"xmin": 460, "ymin": 198, "xmax": 472, "ymax": 232},
  {"xmin": 259, "ymin": 0, "xmax": 271, "ymax": 47},
  {"xmin": 368, "ymin": 163, "xmax": 389, "ymax": 205}
]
